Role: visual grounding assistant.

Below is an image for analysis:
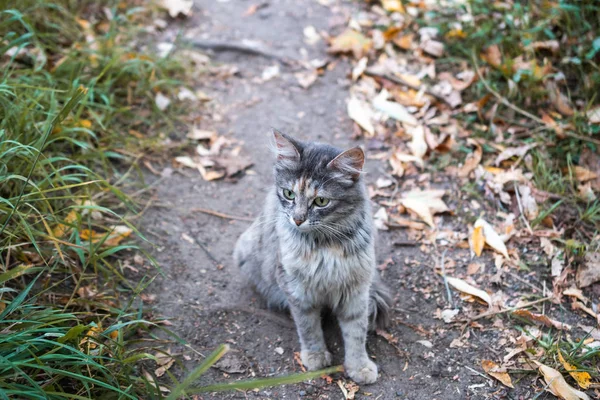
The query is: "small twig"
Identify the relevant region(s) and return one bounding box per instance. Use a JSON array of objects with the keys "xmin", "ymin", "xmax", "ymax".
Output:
[
  {"xmin": 190, "ymin": 207, "xmax": 254, "ymax": 222},
  {"xmin": 363, "ymin": 69, "xmax": 450, "ymax": 105},
  {"xmin": 465, "ymin": 296, "xmax": 553, "ymax": 322},
  {"xmin": 471, "ymin": 52, "xmax": 546, "ymax": 125},
  {"xmin": 187, "ymin": 39, "xmax": 296, "ymax": 66},
  {"xmin": 393, "ymin": 240, "xmax": 418, "ymax": 247},
  {"xmin": 513, "ymin": 182, "xmax": 534, "ymax": 235},
  {"xmin": 440, "ymin": 249, "xmax": 454, "ymax": 308}
]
